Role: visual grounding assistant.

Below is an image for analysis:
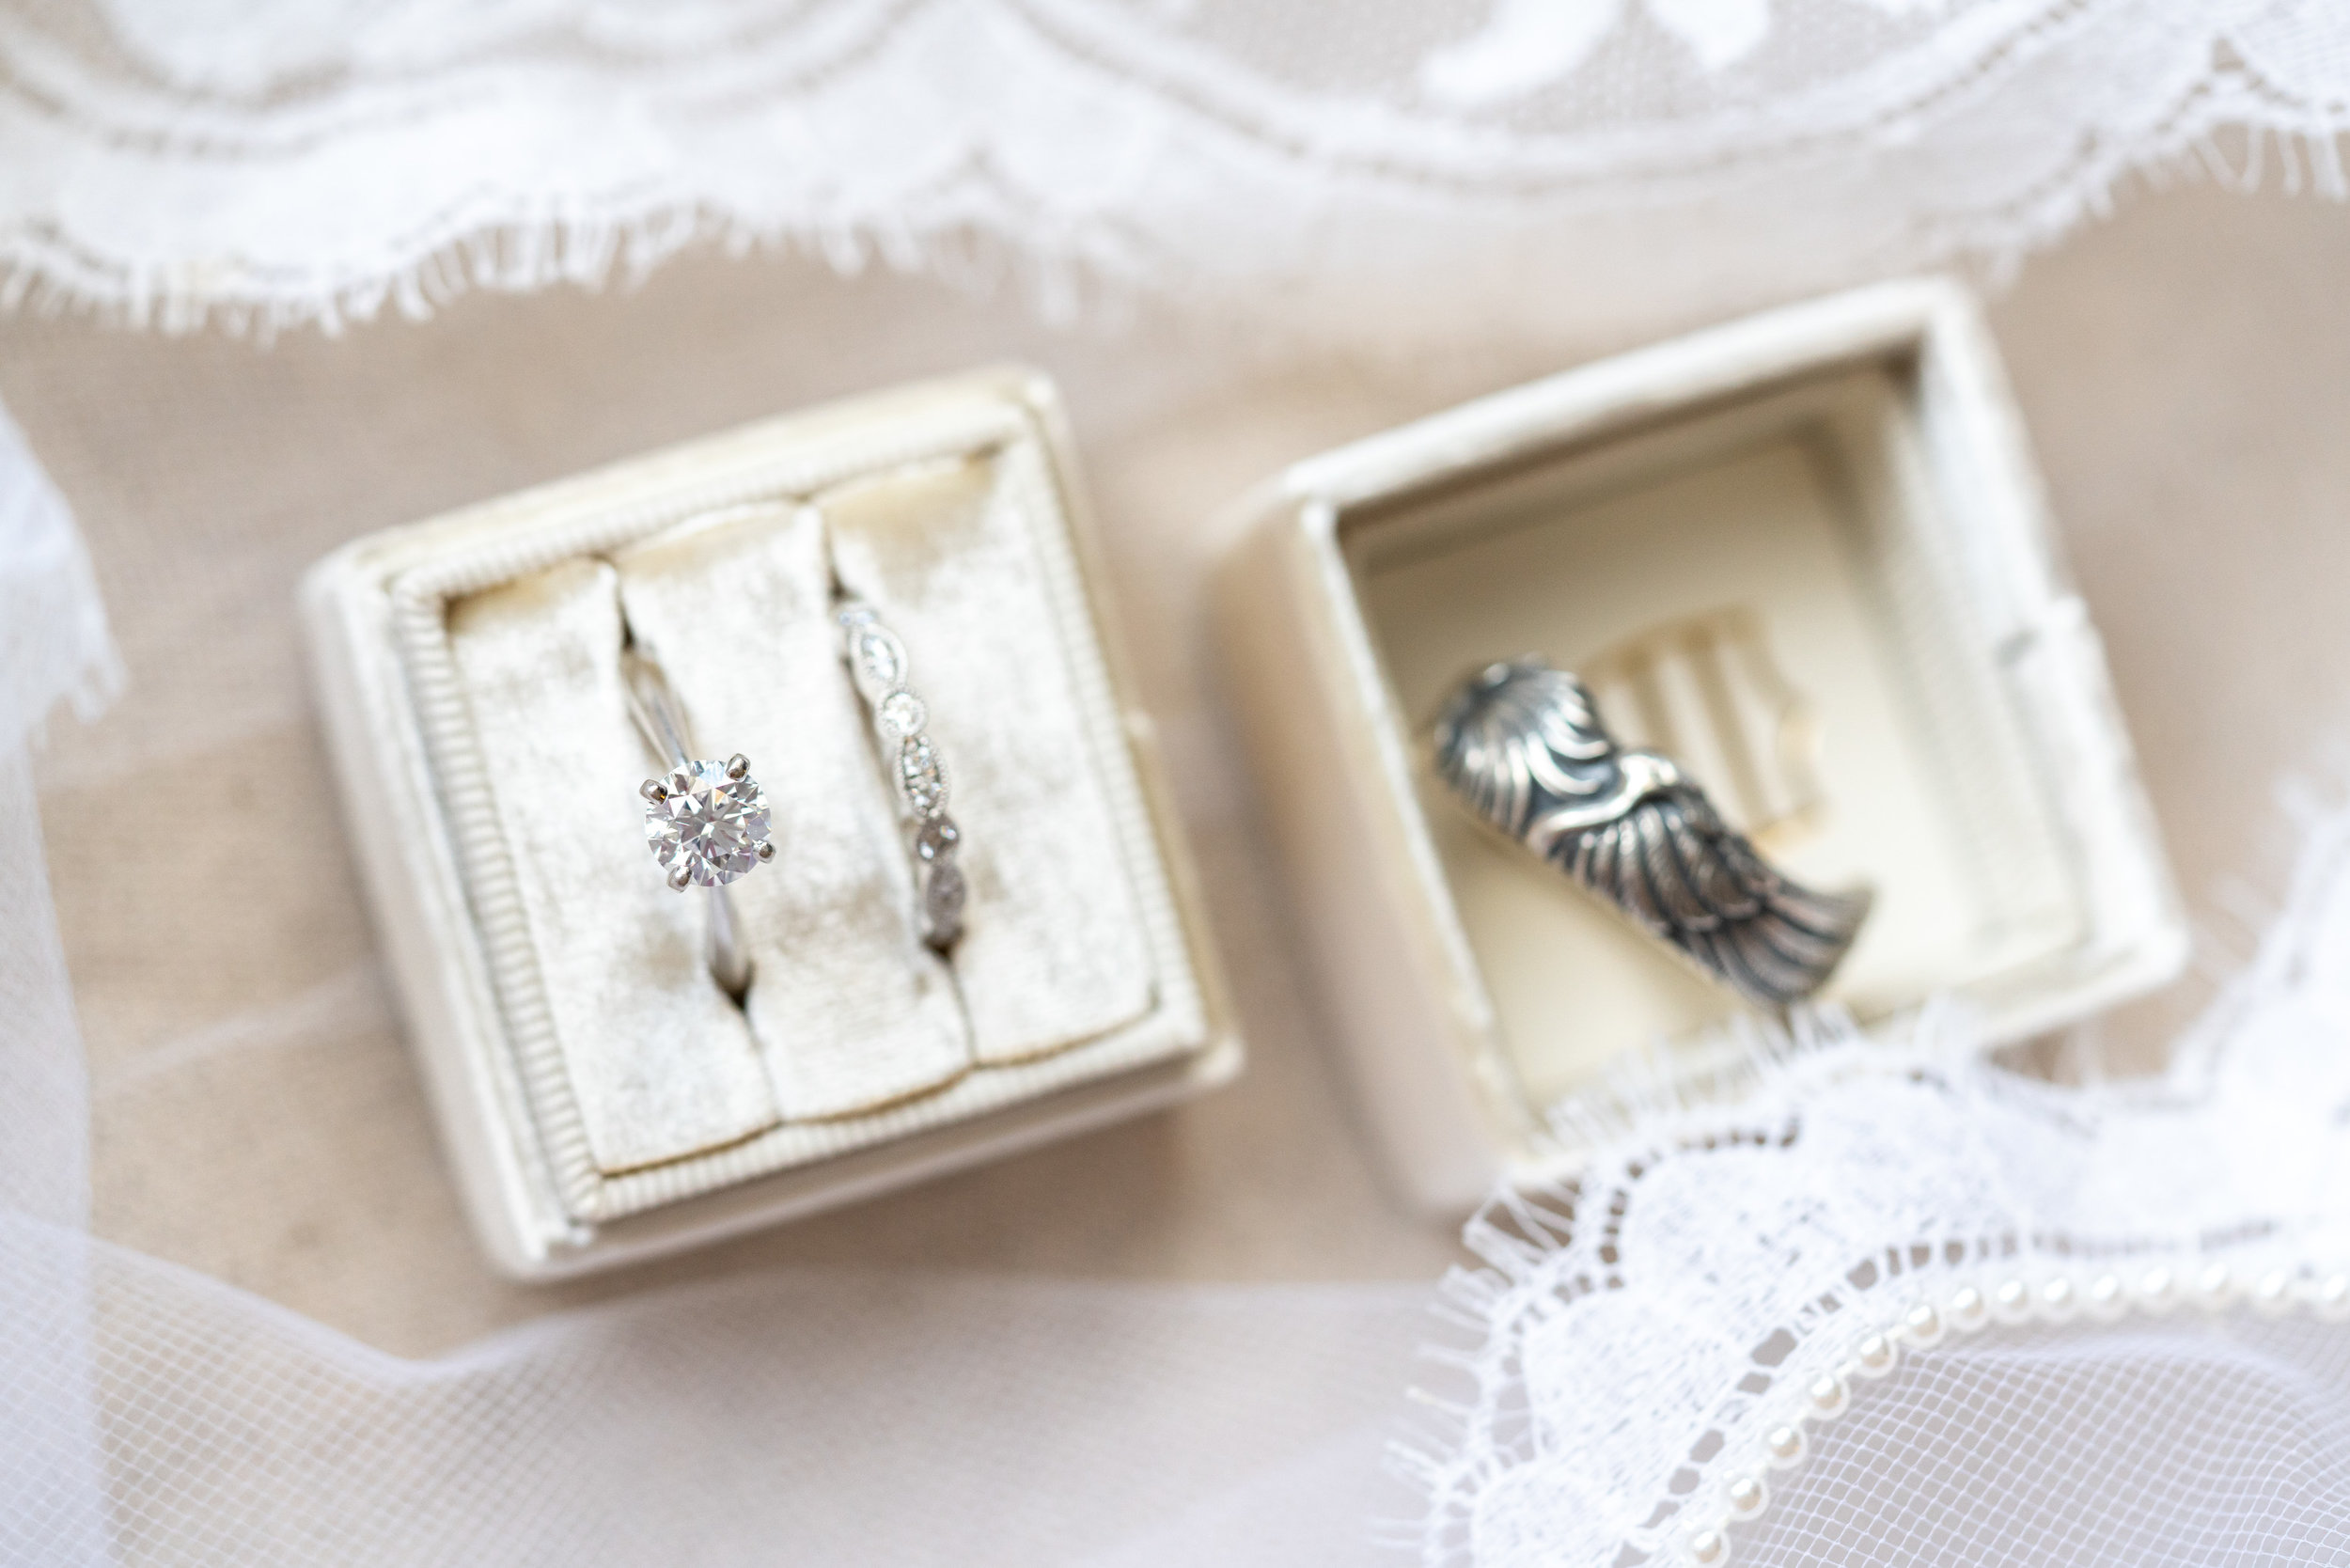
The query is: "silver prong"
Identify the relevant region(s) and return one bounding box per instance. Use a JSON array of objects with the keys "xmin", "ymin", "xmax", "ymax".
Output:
[
  {"xmin": 668, "ymin": 766, "xmax": 693, "ymax": 796},
  {"xmin": 640, "ymin": 778, "xmax": 667, "ymax": 803},
  {"xmin": 666, "ymin": 862, "xmax": 693, "ymax": 891},
  {"xmin": 754, "ymin": 839, "xmax": 776, "ymax": 863},
  {"xmin": 726, "ymin": 753, "xmax": 750, "ymax": 781}
]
